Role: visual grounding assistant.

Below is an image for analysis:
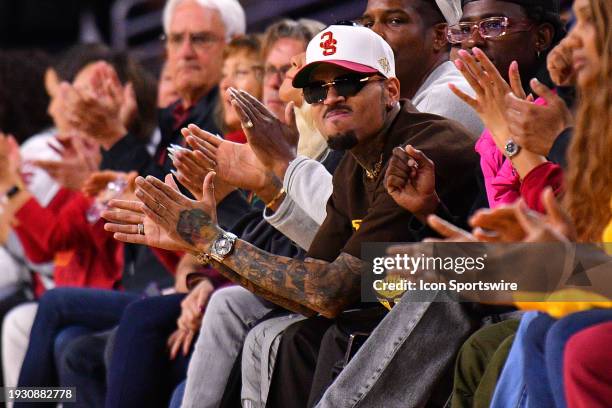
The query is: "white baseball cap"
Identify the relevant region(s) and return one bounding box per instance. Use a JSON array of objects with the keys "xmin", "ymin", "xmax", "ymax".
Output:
[
  {"xmin": 292, "ymin": 25, "xmax": 396, "ymax": 88},
  {"xmin": 436, "ymin": 0, "xmax": 462, "ymax": 25}
]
